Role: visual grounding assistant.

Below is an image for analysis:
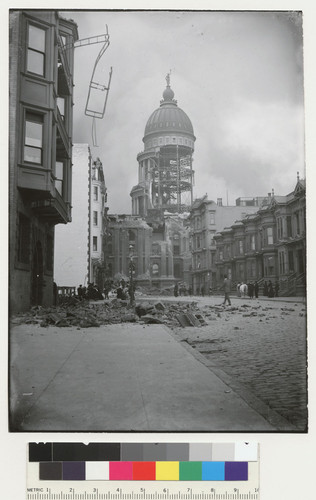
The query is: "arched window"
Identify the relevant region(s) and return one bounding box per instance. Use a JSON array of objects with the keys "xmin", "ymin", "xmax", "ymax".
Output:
[
  {"xmin": 129, "ymin": 230, "xmax": 136, "ymax": 241},
  {"xmin": 152, "ymin": 263, "xmax": 159, "ymax": 275}
]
